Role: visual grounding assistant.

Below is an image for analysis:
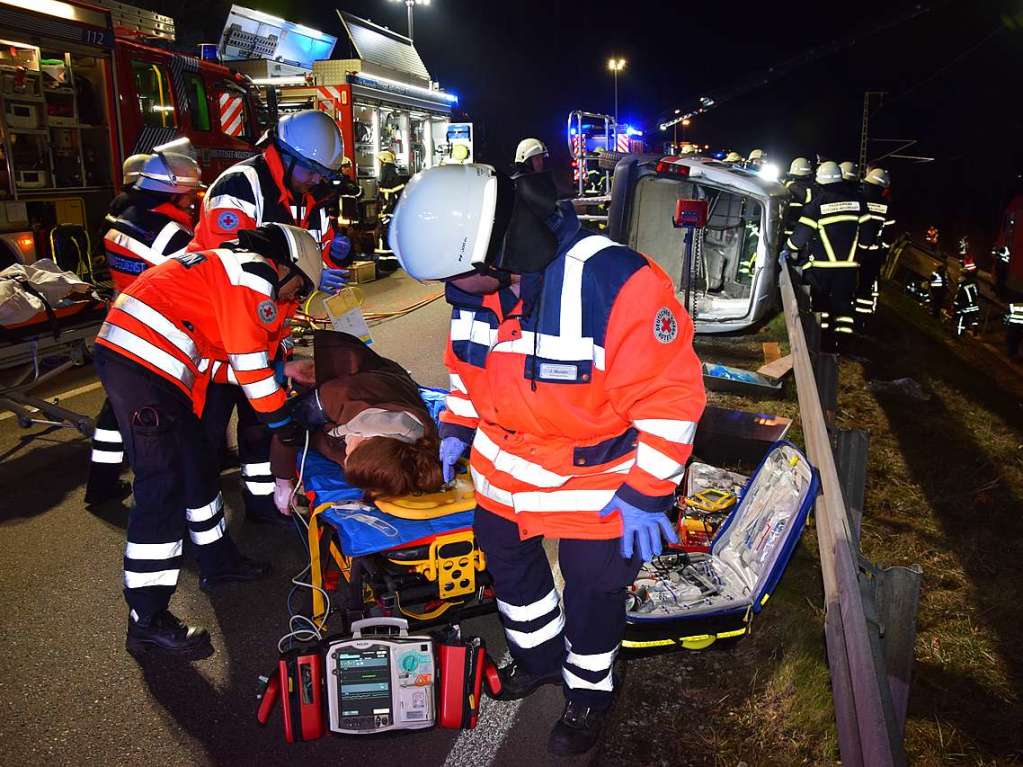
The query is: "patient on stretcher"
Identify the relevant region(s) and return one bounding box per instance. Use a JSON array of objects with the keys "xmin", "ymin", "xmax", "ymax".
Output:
[{"xmin": 271, "ymin": 331, "xmax": 444, "ymax": 511}]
